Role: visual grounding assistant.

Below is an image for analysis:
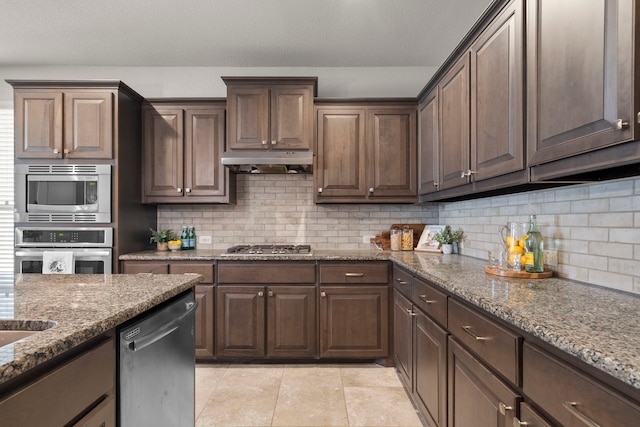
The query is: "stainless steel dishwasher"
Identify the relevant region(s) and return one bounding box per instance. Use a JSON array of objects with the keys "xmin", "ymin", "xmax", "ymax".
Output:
[{"xmin": 118, "ymin": 292, "xmax": 197, "ymax": 427}]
